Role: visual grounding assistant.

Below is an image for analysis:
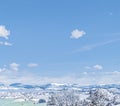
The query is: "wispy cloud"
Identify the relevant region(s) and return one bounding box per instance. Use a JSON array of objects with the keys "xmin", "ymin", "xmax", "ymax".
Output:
[
  {"xmin": 4, "ymin": 42, "xmax": 12, "ymax": 46},
  {"xmin": 84, "ymin": 66, "xmax": 91, "ymax": 70},
  {"xmin": 0, "ymin": 68, "xmax": 7, "ymax": 72},
  {"xmin": 27, "ymin": 63, "xmax": 39, "ymax": 68},
  {"xmin": 0, "ymin": 41, "xmax": 12, "ymax": 46},
  {"xmin": 70, "ymin": 29, "xmax": 86, "ymax": 39},
  {"xmin": 85, "ymin": 64, "xmax": 103, "ymax": 70},
  {"xmin": 0, "ymin": 25, "xmax": 10, "ymax": 39},
  {"xmin": 75, "ymin": 39, "xmax": 120, "ymax": 52}
]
